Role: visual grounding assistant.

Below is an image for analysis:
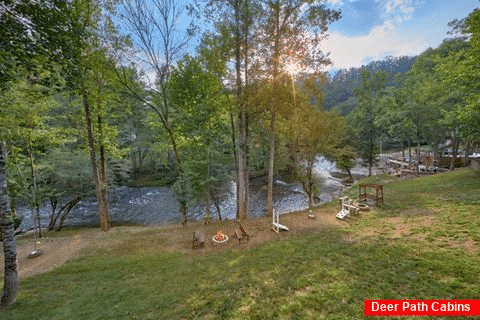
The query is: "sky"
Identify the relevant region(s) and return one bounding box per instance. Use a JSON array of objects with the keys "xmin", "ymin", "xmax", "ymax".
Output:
[{"xmin": 321, "ymin": 0, "xmax": 479, "ymax": 71}]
